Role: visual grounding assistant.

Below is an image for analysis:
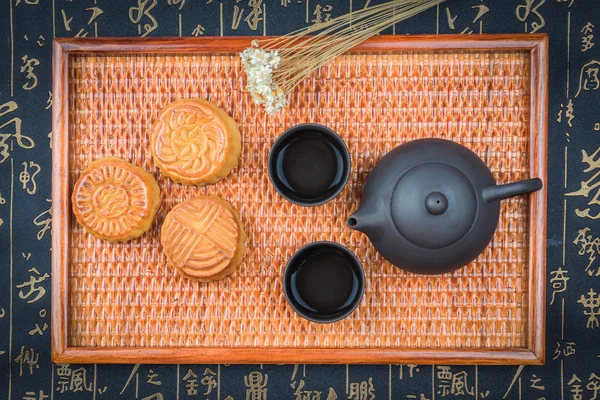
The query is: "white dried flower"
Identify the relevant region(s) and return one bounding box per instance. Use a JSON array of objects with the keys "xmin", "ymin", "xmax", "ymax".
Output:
[
  {"xmin": 241, "ymin": 46, "xmax": 288, "ymax": 115},
  {"xmin": 240, "ymin": 0, "xmax": 443, "ymax": 115}
]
